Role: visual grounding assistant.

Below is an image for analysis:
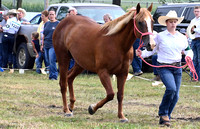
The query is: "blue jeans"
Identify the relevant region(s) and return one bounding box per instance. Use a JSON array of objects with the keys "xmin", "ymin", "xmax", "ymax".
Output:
[
  {"xmin": 191, "ymin": 39, "xmax": 200, "ymax": 80},
  {"xmin": 2, "ymin": 33, "xmax": 15, "ymax": 68},
  {"xmin": 157, "ymin": 65, "xmax": 182, "ymax": 118},
  {"xmin": 152, "ymin": 55, "xmax": 158, "ymax": 75},
  {"xmin": 131, "ymin": 38, "xmax": 142, "ymax": 73},
  {"xmin": 44, "ymin": 47, "xmax": 58, "ymax": 79},
  {"xmin": 0, "ymin": 43, "xmax": 3, "ymax": 67},
  {"xmin": 69, "ymin": 58, "xmax": 75, "ymax": 70},
  {"xmin": 35, "ymin": 51, "xmax": 49, "ymax": 73}
]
